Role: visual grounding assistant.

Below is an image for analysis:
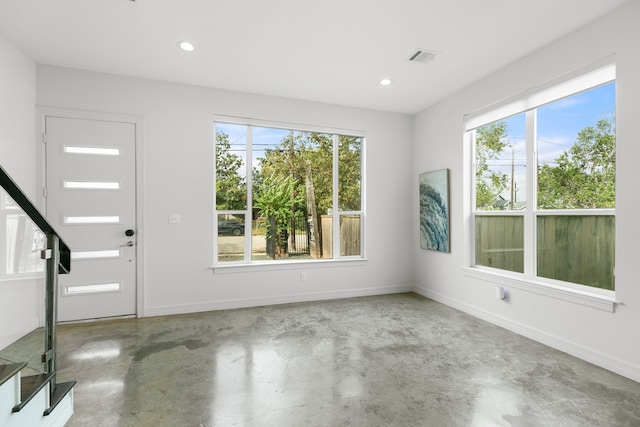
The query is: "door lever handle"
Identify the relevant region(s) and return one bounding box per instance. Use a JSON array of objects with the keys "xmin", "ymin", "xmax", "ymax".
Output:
[{"xmin": 120, "ymin": 241, "xmax": 134, "ymax": 247}]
